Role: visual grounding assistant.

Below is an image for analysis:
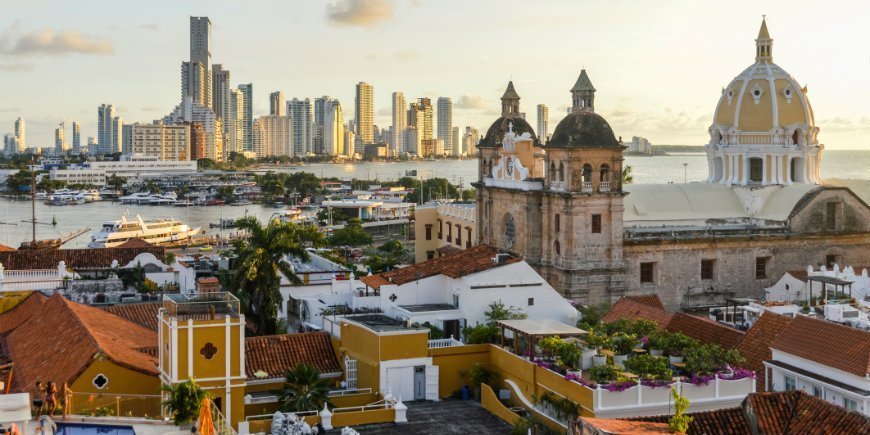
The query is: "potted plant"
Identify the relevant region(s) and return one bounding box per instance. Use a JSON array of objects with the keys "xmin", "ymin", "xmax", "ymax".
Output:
[
  {"xmin": 469, "ymin": 363, "xmax": 496, "ymax": 401},
  {"xmin": 666, "ymin": 333, "xmax": 697, "ymax": 364},
  {"xmin": 647, "ymin": 331, "xmax": 669, "ymax": 356},
  {"xmin": 610, "ymin": 333, "xmax": 638, "ymax": 368},
  {"xmin": 589, "ymin": 362, "xmax": 619, "ymax": 385},
  {"xmin": 623, "ymin": 354, "xmax": 672, "ymax": 381},
  {"xmin": 538, "ymin": 336, "xmax": 564, "ymax": 363},
  {"xmin": 585, "ymin": 331, "xmax": 610, "ymax": 367},
  {"xmin": 556, "ymin": 342, "xmax": 583, "ymax": 377}
]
